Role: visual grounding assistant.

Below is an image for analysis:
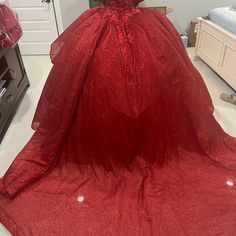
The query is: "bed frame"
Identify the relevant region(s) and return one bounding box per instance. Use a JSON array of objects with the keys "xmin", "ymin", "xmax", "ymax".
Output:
[{"xmin": 195, "ymin": 17, "xmax": 236, "ymax": 91}]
